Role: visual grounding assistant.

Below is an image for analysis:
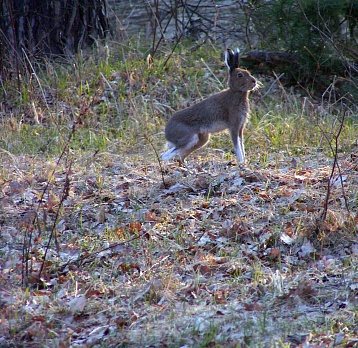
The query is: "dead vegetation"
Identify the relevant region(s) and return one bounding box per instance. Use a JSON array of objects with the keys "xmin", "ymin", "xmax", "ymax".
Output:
[{"xmin": 0, "ymin": 42, "xmax": 358, "ymax": 347}]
